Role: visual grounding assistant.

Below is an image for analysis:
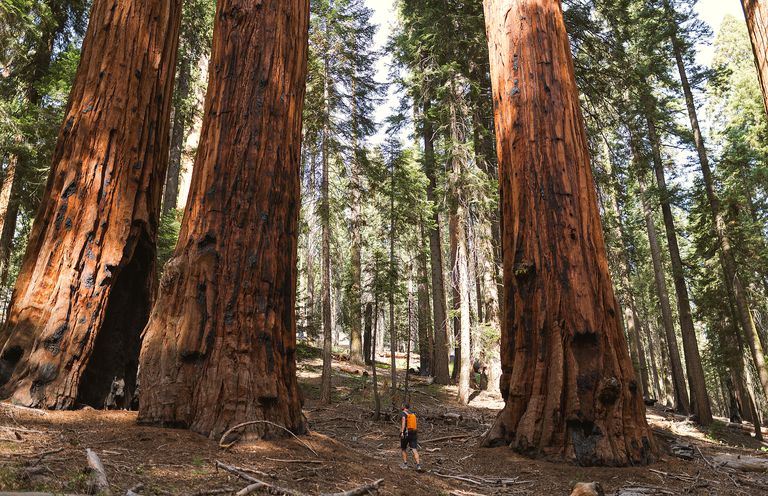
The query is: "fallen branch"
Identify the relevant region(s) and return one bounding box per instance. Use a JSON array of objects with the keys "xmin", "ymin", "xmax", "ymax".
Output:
[
  {"xmin": 190, "ymin": 488, "xmax": 238, "ymax": 496},
  {"xmin": 695, "ymin": 445, "xmax": 740, "ymax": 488},
  {"xmin": 420, "ymin": 434, "xmax": 473, "ymax": 444},
  {"xmin": 219, "ymin": 421, "xmax": 317, "ymax": 457},
  {"xmin": 265, "ymin": 457, "xmax": 324, "ymax": 464},
  {"xmin": 217, "ymin": 461, "xmax": 305, "ymax": 496},
  {"xmin": 432, "ymin": 472, "xmax": 484, "ymax": 486},
  {"xmin": 86, "ymin": 448, "xmax": 111, "ymax": 495},
  {"xmin": 321, "ymin": 479, "xmax": 384, "ymax": 496}
]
